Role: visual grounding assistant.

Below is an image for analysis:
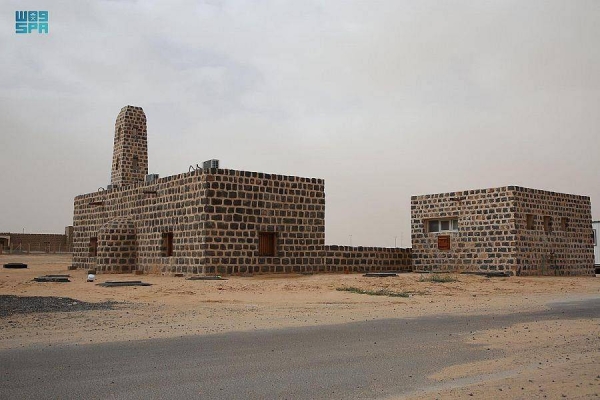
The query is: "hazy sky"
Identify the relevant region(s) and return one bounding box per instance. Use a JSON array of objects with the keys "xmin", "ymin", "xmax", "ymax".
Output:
[{"xmin": 1, "ymin": 0, "xmax": 599, "ymax": 247}]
